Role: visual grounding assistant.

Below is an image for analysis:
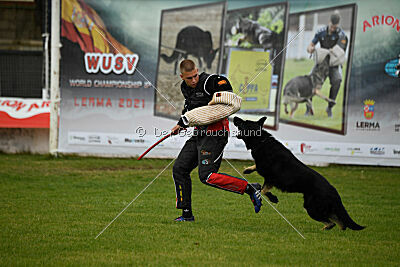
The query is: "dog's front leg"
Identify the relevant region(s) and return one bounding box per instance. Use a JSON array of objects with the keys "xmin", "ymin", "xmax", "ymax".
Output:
[
  {"xmin": 243, "ymin": 164, "xmax": 257, "ymax": 174},
  {"xmin": 314, "ymin": 88, "xmax": 336, "ymax": 105},
  {"xmin": 306, "ymin": 99, "xmax": 314, "ymax": 116},
  {"xmin": 262, "ymin": 183, "xmax": 279, "ymax": 203}
]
